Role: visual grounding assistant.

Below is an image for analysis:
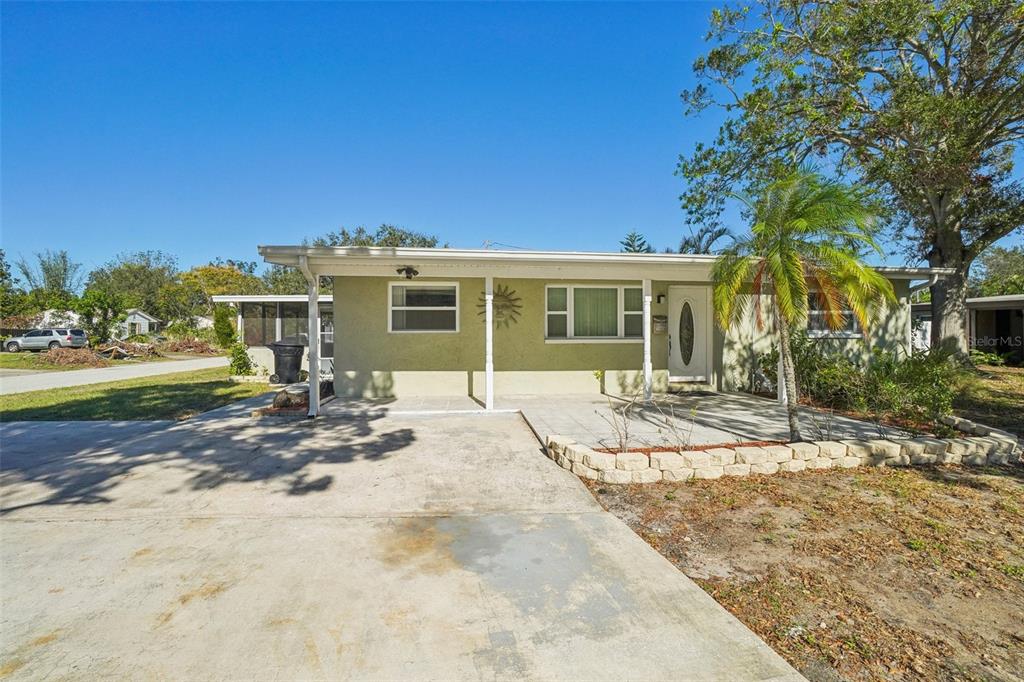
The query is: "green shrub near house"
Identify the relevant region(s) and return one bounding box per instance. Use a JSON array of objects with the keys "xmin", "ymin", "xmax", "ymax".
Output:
[
  {"xmin": 229, "ymin": 342, "xmax": 254, "ymax": 376},
  {"xmin": 759, "ymin": 331, "xmax": 963, "ymax": 431},
  {"xmin": 213, "ymin": 304, "xmax": 236, "ymax": 348}
]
